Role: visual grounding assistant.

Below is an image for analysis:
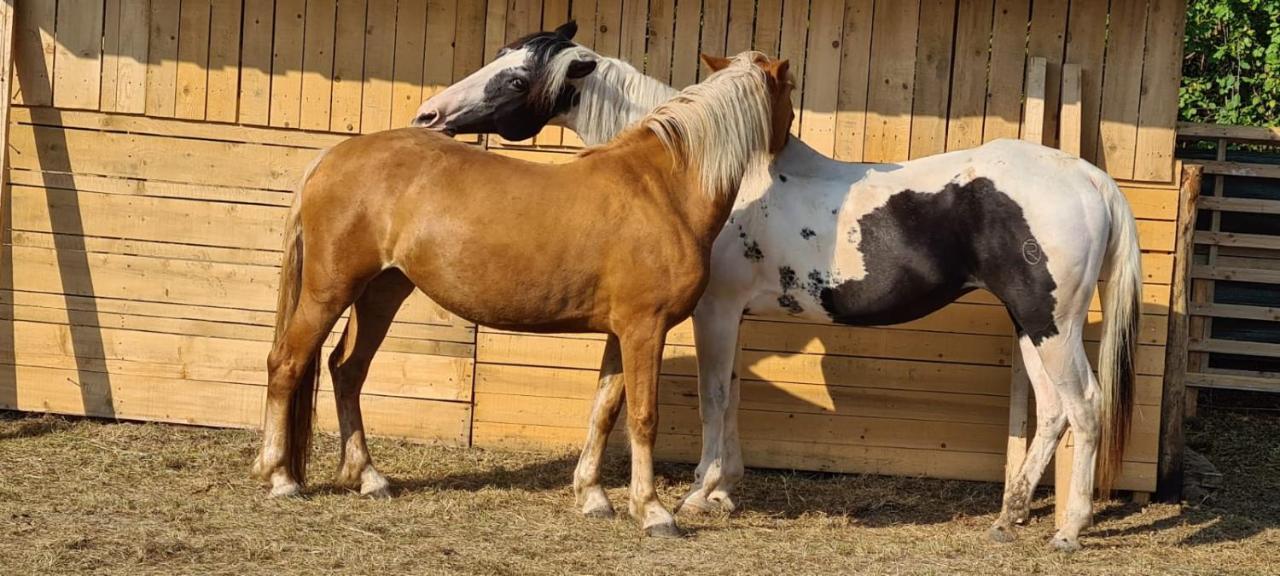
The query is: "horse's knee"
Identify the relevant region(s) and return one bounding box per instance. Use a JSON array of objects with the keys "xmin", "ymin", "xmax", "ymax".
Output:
[
  {"xmin": 266, "ymin": 348, "xmax": 307, "ymax": 394},
  {"xmin": 628, "ymin": 411, "xmax": 658, "ymax": 442}
]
